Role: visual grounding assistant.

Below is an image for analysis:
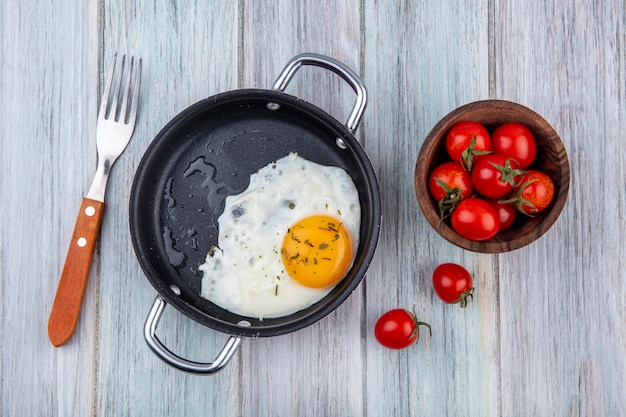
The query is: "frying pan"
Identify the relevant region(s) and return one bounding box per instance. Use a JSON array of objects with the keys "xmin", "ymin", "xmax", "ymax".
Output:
[{"xmin": 130, "ymin": 54, "xmax": 381, "ymax": 374}]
